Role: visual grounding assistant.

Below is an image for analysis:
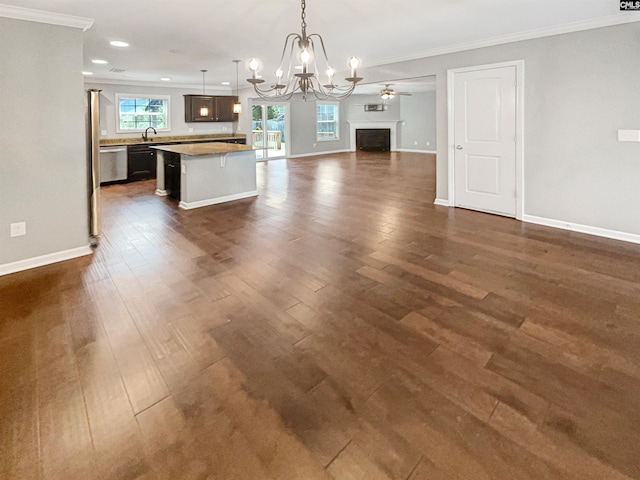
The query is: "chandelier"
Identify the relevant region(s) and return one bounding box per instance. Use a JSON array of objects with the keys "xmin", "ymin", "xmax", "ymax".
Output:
[{"xmin": 246, "ymin": 0, "xmax": 362, "ymax": 101}]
